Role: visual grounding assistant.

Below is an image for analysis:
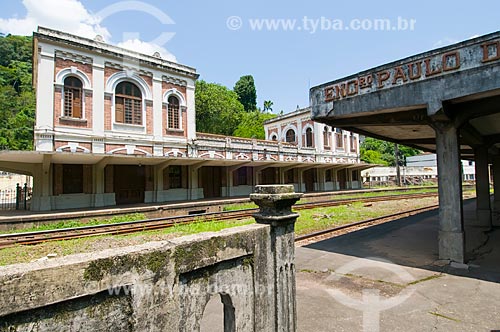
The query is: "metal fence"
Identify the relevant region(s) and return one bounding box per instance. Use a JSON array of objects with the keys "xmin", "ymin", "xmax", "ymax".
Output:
[{"xmin": 0, "ymin": 183, "xmax": 31, "ymax": 210}]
